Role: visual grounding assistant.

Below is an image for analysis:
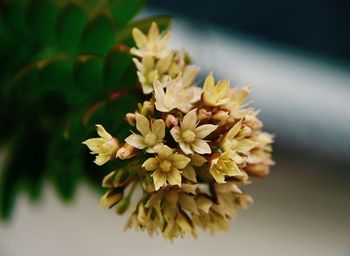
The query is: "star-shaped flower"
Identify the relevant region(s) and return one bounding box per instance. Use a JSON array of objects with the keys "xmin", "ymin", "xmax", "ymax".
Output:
[
  {"xmin": 170, "ymin": 109, "xmax": 218, "ymax": 155},
  {"xmin": 131, "ymin": 22, "xmax": 172, "ymax": 59},
  {"xmin": 125, "ymin": 113, "xmax": 165, "ymax": 153},
  {"xmin": 142, "ymin": 145, "xmax": 190, "ymax": 190}
]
